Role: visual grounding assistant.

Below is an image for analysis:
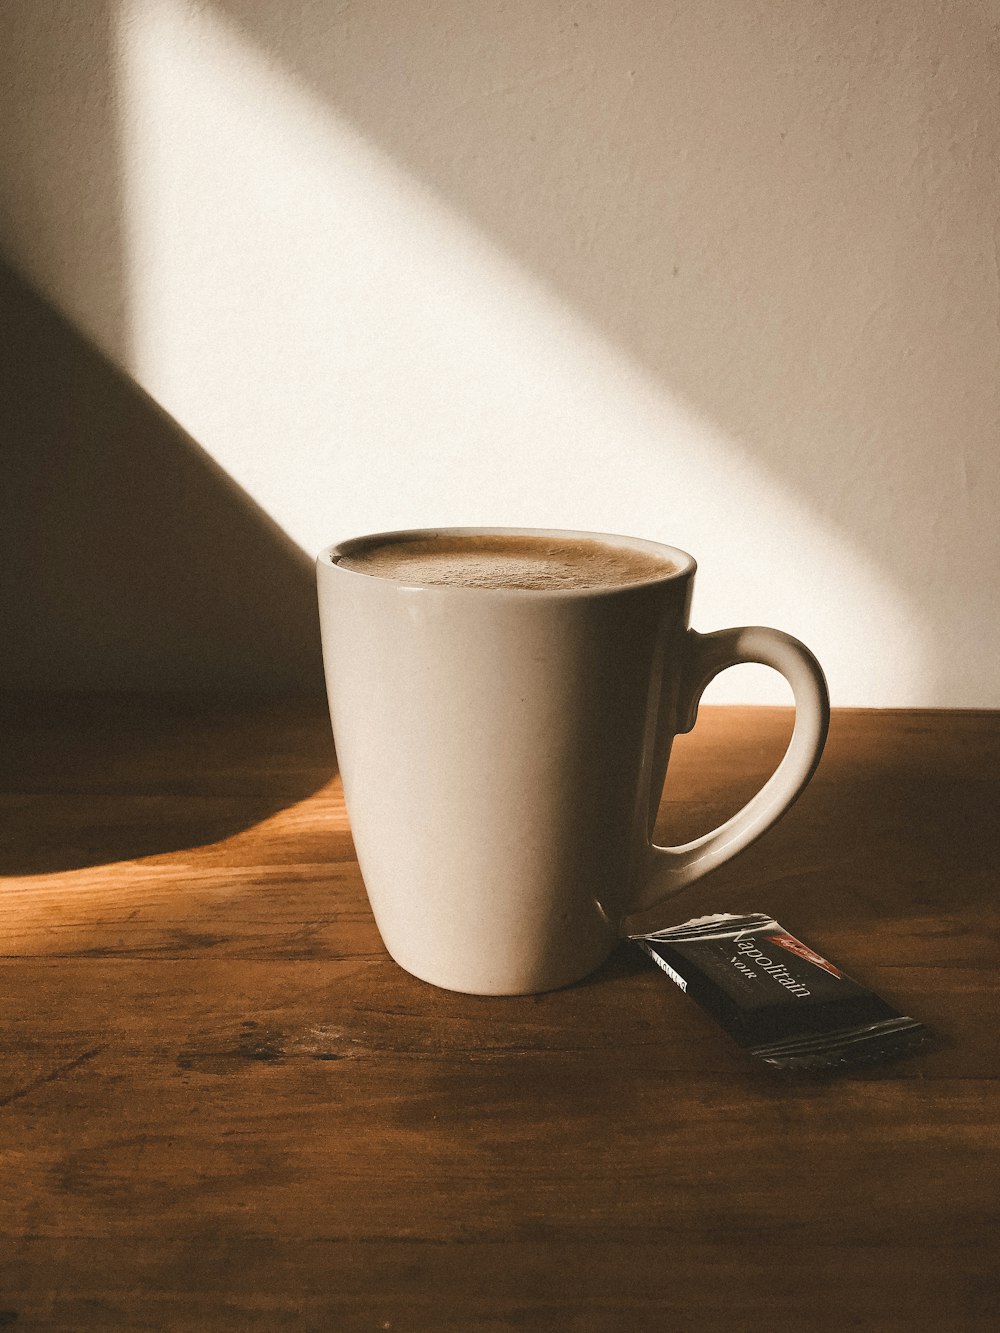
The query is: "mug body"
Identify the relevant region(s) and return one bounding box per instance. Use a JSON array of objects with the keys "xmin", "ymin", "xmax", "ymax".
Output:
[{"xmin": 317, "ymin": 527, "xmax": 695, "ymax": 994}]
